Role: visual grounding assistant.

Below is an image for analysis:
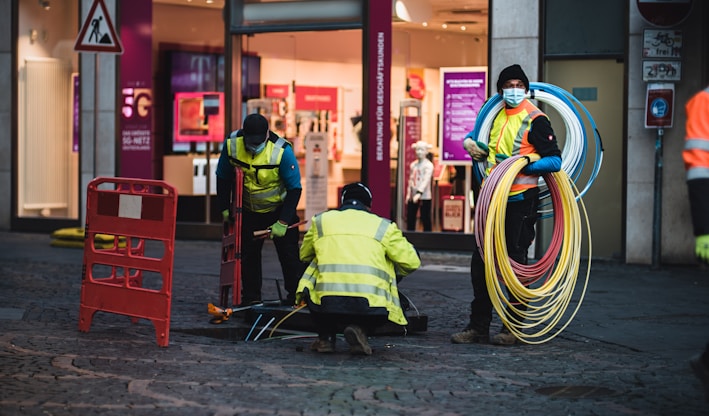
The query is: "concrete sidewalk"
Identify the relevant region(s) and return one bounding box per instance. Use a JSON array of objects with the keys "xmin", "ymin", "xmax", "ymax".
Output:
[{"xmin": 0, "ymin": 230, "xmax": 707, "ymax": 415}]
